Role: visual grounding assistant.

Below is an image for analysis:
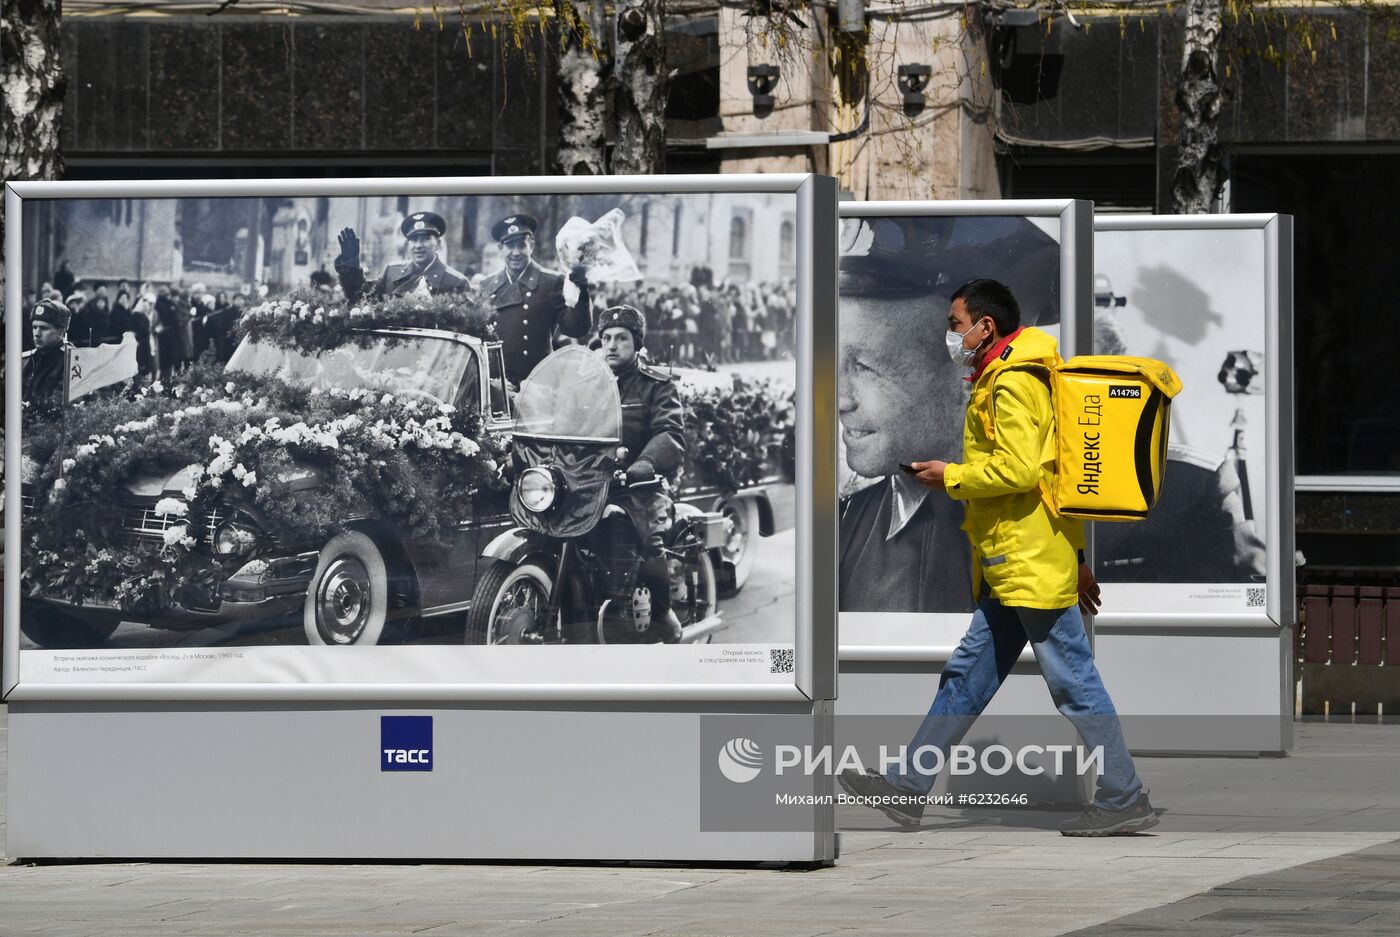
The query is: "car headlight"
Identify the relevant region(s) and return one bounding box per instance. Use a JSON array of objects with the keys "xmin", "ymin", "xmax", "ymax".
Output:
[
  {"xmin": 214, "ymin": 520, "xmax": 260, "ymax": 556},
  {"xmin": 519, "ymin": 466, "xmax": 557, "ymax": 513}
]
